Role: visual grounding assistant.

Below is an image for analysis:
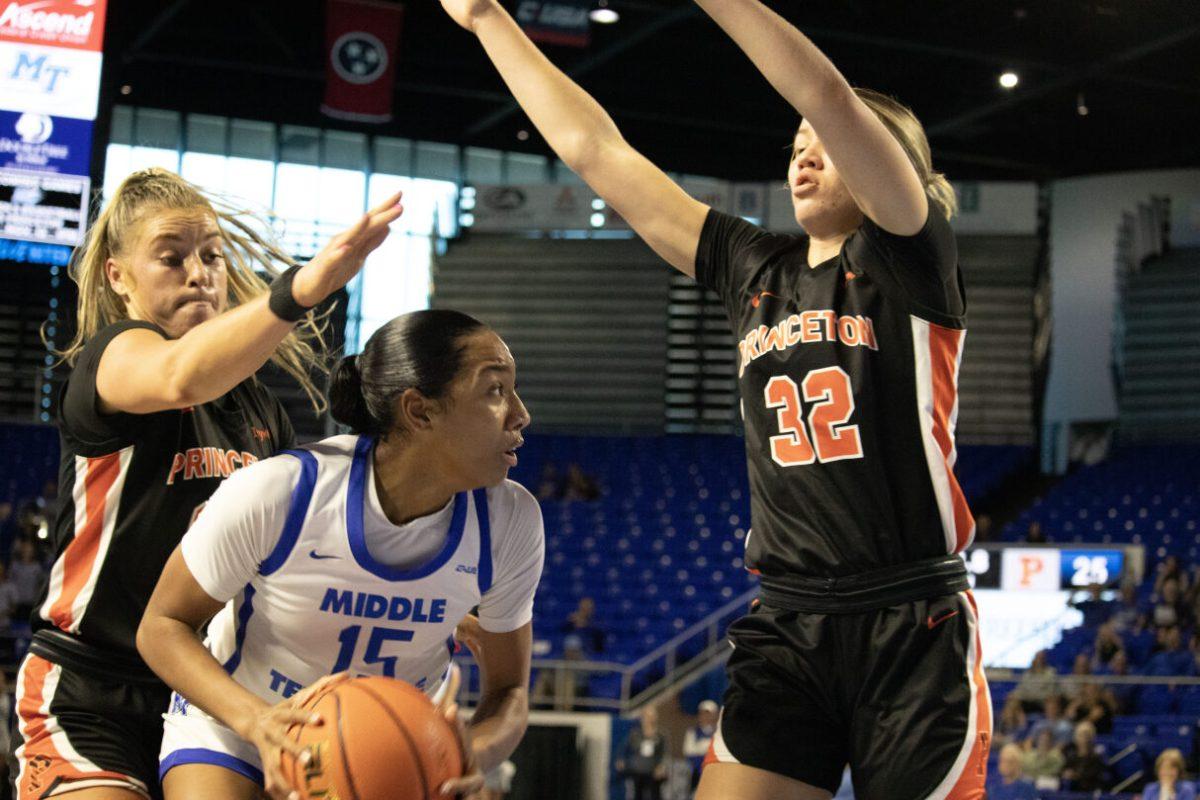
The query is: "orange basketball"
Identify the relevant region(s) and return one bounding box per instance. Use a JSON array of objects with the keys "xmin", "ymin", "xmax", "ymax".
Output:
[{"xmin": 281, "ymin": 676, "xmax": 464, "ymax": 800}]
